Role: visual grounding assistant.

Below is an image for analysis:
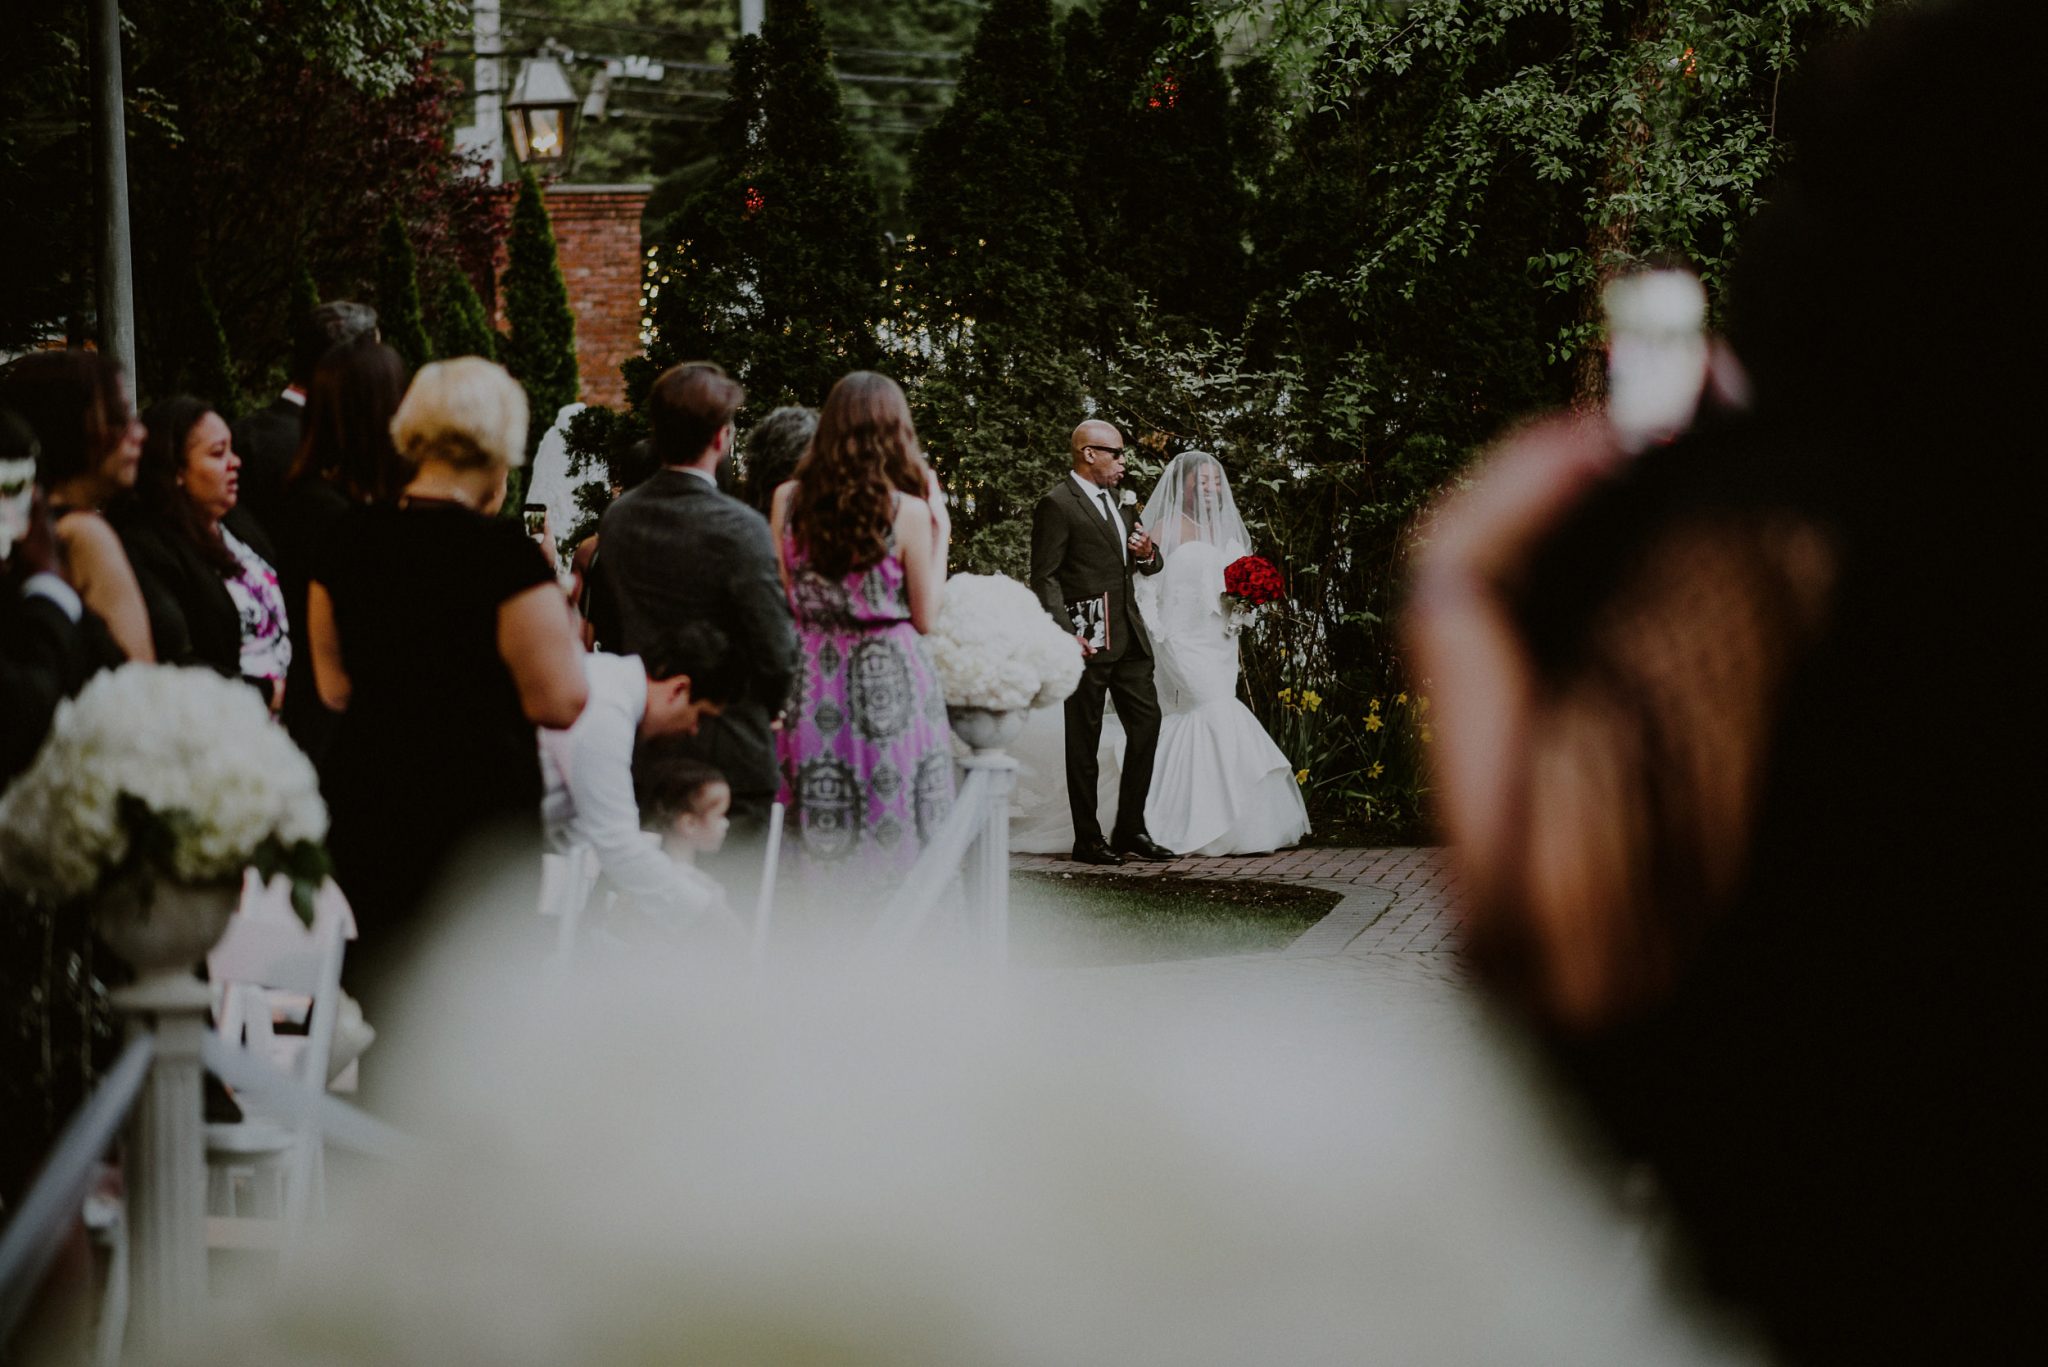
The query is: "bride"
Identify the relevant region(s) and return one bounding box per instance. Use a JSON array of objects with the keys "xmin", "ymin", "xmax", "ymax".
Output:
[{"xmin": 1009, "ymin": 452, "xmax": 1309, "ymax": 856}]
